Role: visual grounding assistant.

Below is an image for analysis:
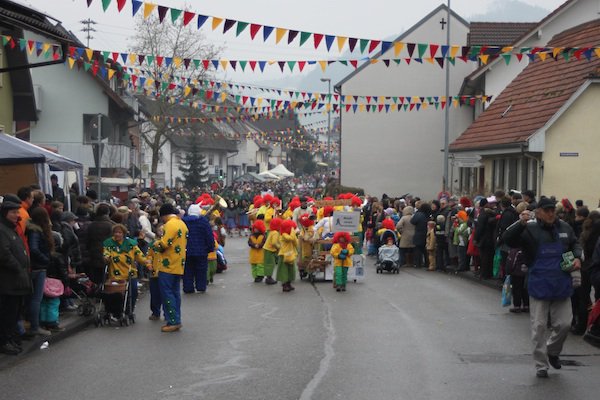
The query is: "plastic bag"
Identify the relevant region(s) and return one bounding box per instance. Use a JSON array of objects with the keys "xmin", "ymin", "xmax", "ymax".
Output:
[
  {"xmin": 501, "ymin": 275, "xmax": 512, "ymax": 307},
  {"xmin": 493, "ymin": 248, "xmax": 502, "ymax": 278}
]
